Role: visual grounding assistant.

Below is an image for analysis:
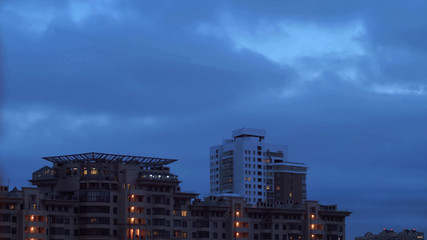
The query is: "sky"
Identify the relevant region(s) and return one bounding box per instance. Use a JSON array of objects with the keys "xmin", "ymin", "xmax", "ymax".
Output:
[{"xmin": 0, "ymin": 0, "xmax": 426, "ymax": 238}]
